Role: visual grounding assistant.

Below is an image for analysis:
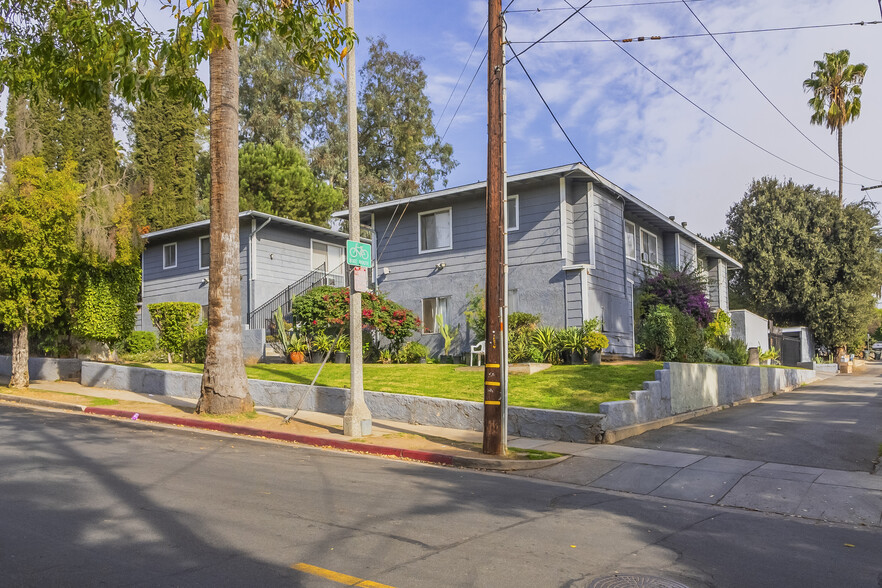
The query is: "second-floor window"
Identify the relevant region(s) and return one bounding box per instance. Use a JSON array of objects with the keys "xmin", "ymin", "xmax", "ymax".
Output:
[
  {"xmin": 199, "ymin": 236, "xmax": 210, "ymax": 270},
  {"xmin": 419, "ymin": 207, "xmax": 452, "ymax": 253},
  {"xmin": 624, "ymin": 221, "xmax": 637, "ymax": 260},
  {"xmin": 640, "ymin": 229, "xmax": 659, "ymax": 266},
  {"xmin": 163, "ymin": 243, "xmax": 177, "ymax": 269}
]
